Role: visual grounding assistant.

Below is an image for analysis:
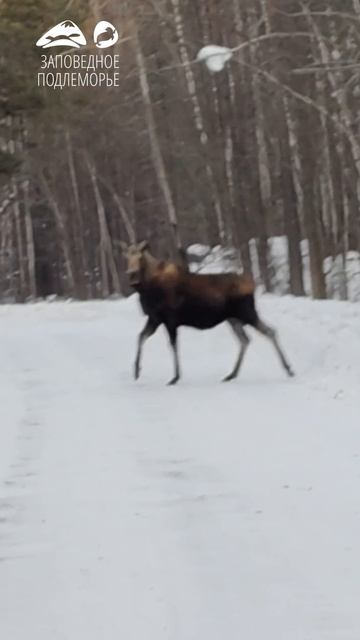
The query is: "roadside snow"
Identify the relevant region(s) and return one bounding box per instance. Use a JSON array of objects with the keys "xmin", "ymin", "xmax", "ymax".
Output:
[
  {"xmin": 188, "ymin": 238, "xmax": 360, "ymax": 301},
  {"xmin": 0, "ymin": 295, "xmax": 359, "ymax": 639}
]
